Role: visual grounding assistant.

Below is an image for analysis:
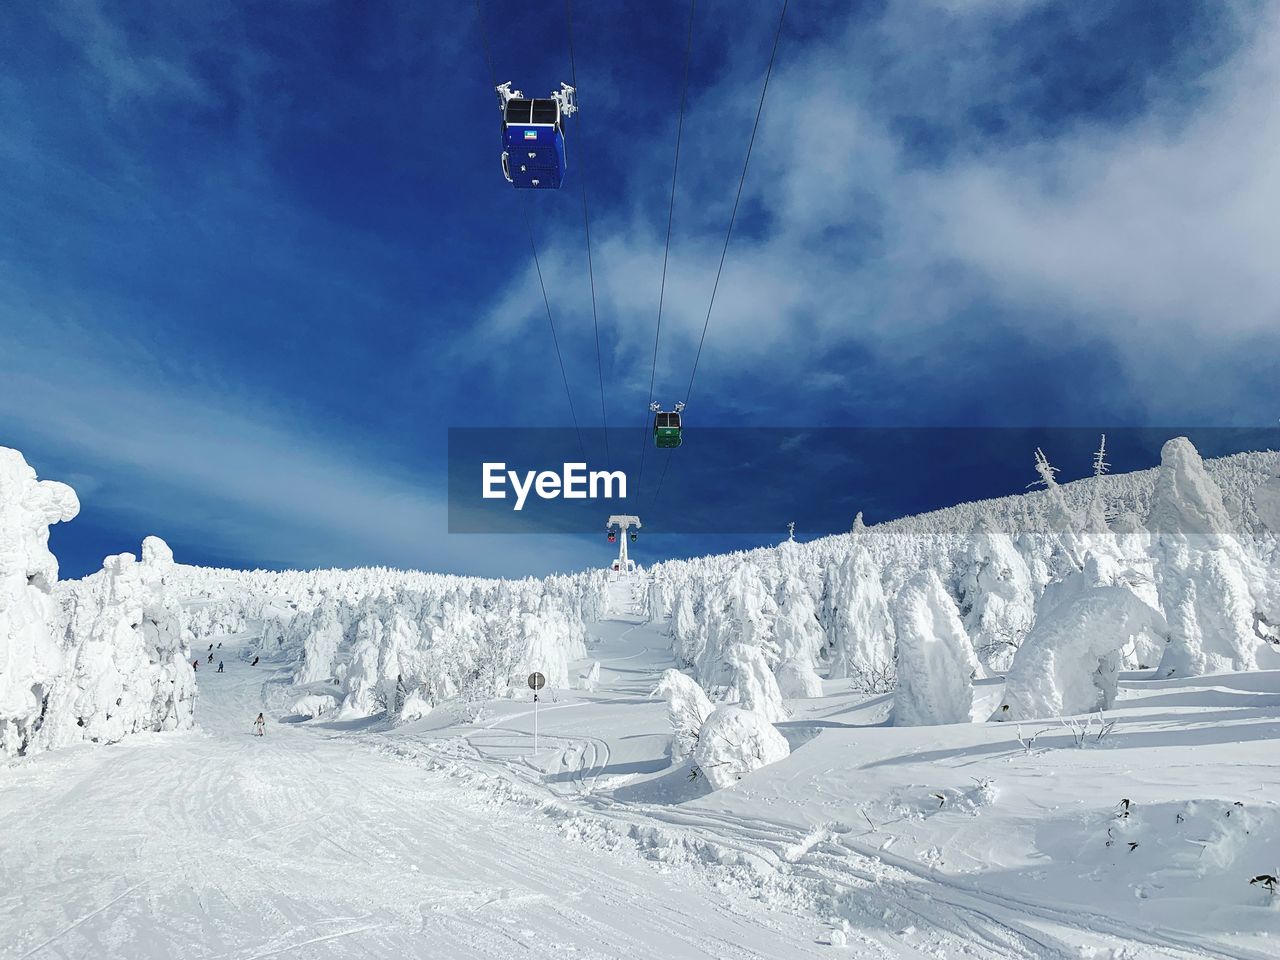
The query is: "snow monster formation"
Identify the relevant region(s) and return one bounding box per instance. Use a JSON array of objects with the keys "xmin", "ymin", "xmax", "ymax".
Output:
[
  {"xmin": 0, "ymin": 447, "xmax": 80, "ymax": 756},
  {"xmin": 995, "ymin": 555, "xmax": 1167, "ymax": 721},
  {"xmin": 891, "ymin": 571, "xmax": 979, "ymax": 726},
  {"xmin": 1148, "ymin": 438, "xmax": 1266, "ymax": 678},
  {"xmin": 0, "ymin": 446, "xmax": 195, "ymax": 757},
  {"xmin": 38, "ymin": 539, "xmax": 196, "ymax": 748}
]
